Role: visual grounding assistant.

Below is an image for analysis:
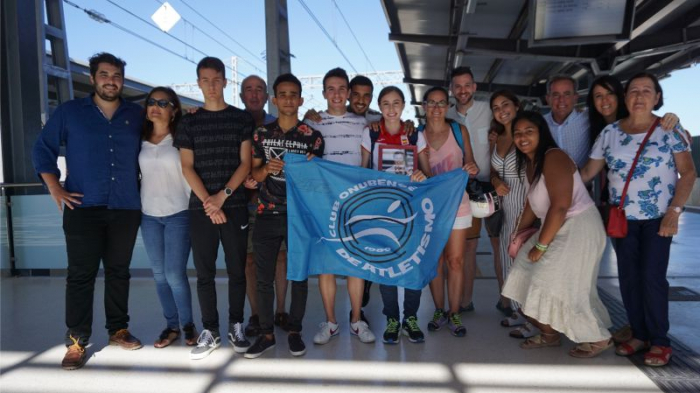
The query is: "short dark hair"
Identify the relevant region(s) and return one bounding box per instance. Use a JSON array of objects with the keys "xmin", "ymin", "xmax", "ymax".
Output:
[
  {"xmin": 322, "ymin": 67, "xmax": 349, "ymax": 91},
  {"xmin": 377, "ymin": 86, "xmax": 404, "ymax": 105},
  {"xmin": 625, "ymin": 72, "xmax": 664, "ymax": 110},
  {"xmin": 89, "ymin": 52, "xmax": 126, "ymax": 77},
  {"xmin": 273, "ymin": 73, "xmax": 302, "ymax": 96},
  {"xmin": 512, "ymin": 111, "xmax": 559, "ymax": 185},
  {"xmin": 586, "ymin": 75, "xmax": 627, "ymax": 147},
  {"xmin": 141, "ymin": 87, "xmax": 182, "ymax": 141},
  {"xmin": 349, "ymin": 75, "xmax": 374, "ymax": 92},
  {"xmin": 450, "ymin": 66, "xmax": 474, "ymax": 81},
  {"xmin": 546, "ymin": 74, "xmax": 577, "ymax": 94},
  {"xmin": 197, "ymin": 56, "xmax": 226, "ymax": 79},
  {"xmin": 489, "ymin": 90, "xmax": 521, "ymax": 136},
  {"xmin": 422, "ymin": 86, "xmax": 449, "ymax": 103}
]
